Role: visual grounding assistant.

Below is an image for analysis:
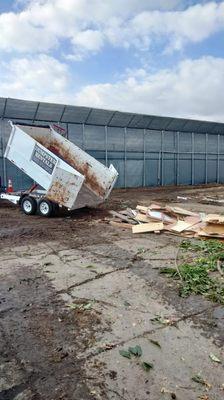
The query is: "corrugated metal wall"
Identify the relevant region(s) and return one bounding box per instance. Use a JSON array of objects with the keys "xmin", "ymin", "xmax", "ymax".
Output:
[{"xmin": 0, "ymin": 118, "xmax": 223, "ymax": 190}]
